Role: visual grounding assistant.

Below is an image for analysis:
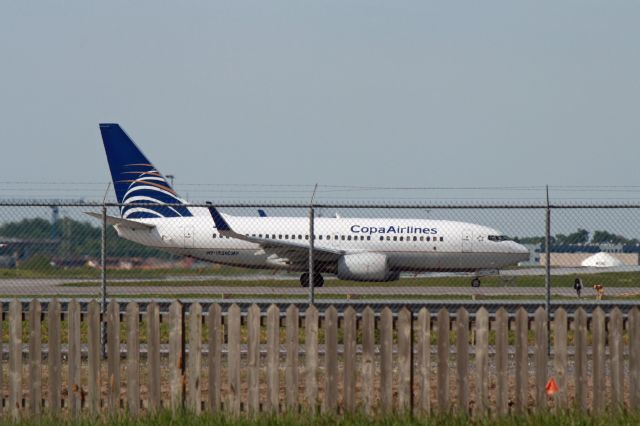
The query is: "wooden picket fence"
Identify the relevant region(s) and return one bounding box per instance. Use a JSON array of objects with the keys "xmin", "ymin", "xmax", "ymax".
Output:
[{"xmin": 0, "ymin": 299, "xmax": 639, "ymax": 419}]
